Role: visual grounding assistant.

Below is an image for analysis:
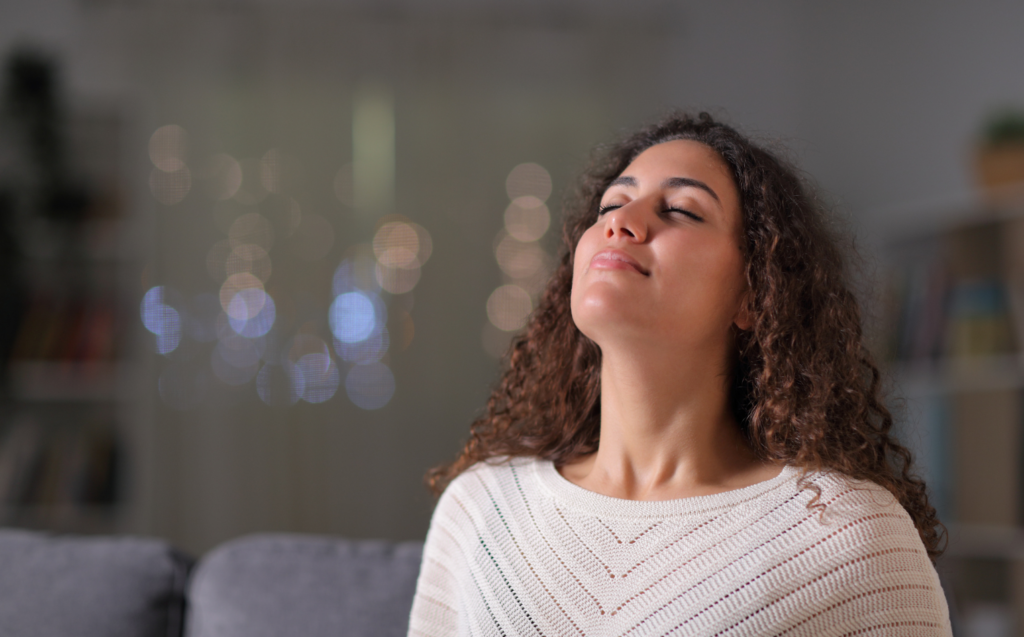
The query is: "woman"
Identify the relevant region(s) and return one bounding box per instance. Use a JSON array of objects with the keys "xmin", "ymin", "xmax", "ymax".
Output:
[{"xmin": 409, "ymin": 113, "xmax": 951, "ymax": 636}]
